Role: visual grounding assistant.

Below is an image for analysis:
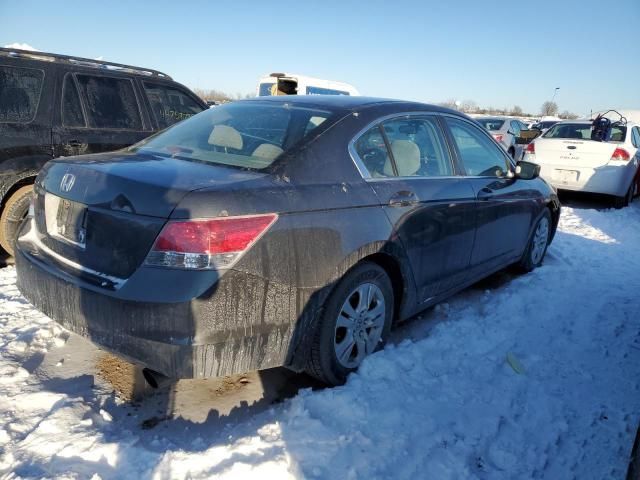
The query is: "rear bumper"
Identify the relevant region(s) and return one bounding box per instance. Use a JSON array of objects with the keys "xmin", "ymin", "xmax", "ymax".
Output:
[
  {"xmin": 537, "ymin": 161, "xmax": 637, "ymax": 197},
  {"xmin": 15, "ymin": 224, "xmax": 302, "ymax": 379}
]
